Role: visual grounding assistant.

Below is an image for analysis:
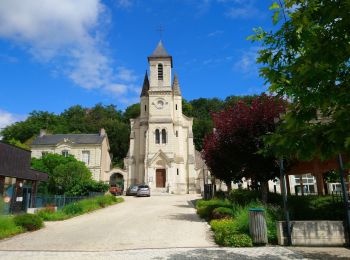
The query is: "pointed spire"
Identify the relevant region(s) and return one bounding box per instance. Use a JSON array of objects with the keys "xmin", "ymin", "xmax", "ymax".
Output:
[
  {"xmin": 148, "ymin": 41, "xmax": 173, "ymax": 67},
  {"xmin": 149, "ymin": 40, "xmax": 170, "ymax": 58},
  {"xmin": 172, "ymin": 74, "xmax": 182, "ymax": 96},
  {"xmin": 140, "ymin": 71, "xmax": 149, "ymax": 97}
]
